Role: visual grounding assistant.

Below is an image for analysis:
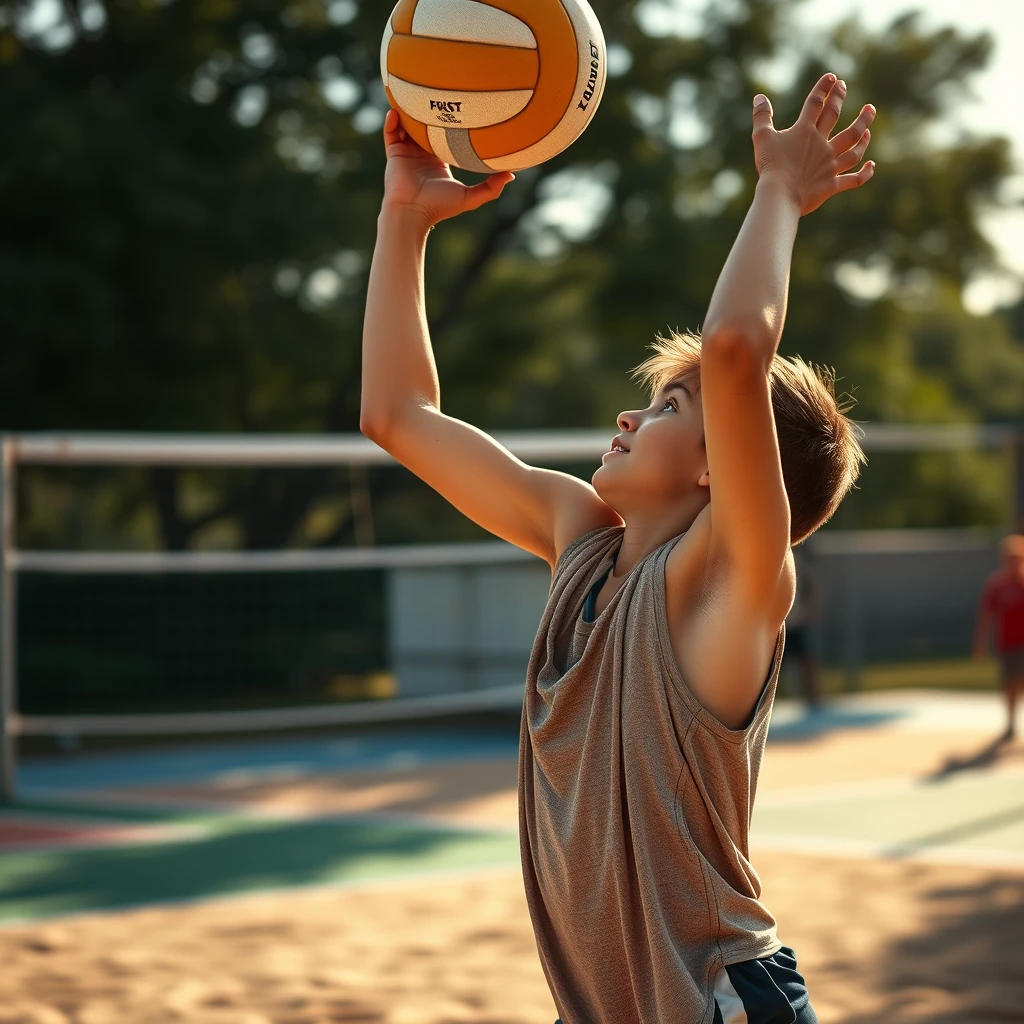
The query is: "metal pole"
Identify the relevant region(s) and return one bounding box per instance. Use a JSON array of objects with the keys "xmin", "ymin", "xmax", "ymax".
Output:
[
  {"xmin": 0, "ymin": 437, "xmax": 17, "ymax": 804},
  {"xmin": 842, "ymin": 552, "xmax": 863, "ymax": 691},
  {"xmin": 1012, "ymin": 429, "xmax": 1024, "ymax": 535}
]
